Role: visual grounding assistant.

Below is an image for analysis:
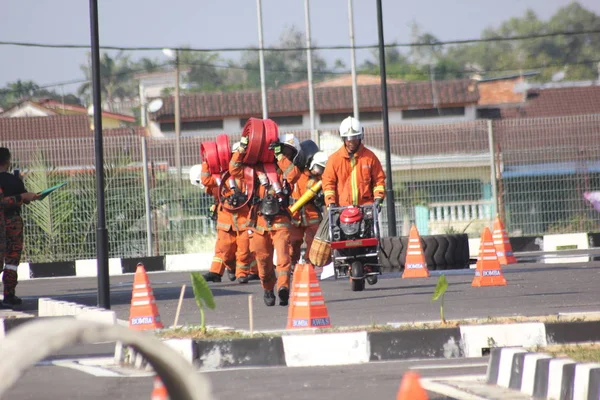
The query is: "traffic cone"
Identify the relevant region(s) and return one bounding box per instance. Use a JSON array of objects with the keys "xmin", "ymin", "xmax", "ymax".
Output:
[
  {"xmin": 472, "ymin": 227, "xmax": 507, "ymax": 287},
  {"xmin": 402, "ymin": 225, "xmax": 430, "ymax": 278},
  {"xmin": 493, "ymin": 216, "xmax": 517, "ymax": 265},
  {"xmin": 151, "ymin": 376, "xmax": 168, "ymax": 400},
  {"xmin": 396, "ymin": 371, "xmax": 429, "ymax": 400},
  {"xmin": 286, "ymin": 264, "xmax": 332, "ymax": 329},
  {"xmin": 129, "ymin": 263, "xmax": 164, "ymax": 330}
]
